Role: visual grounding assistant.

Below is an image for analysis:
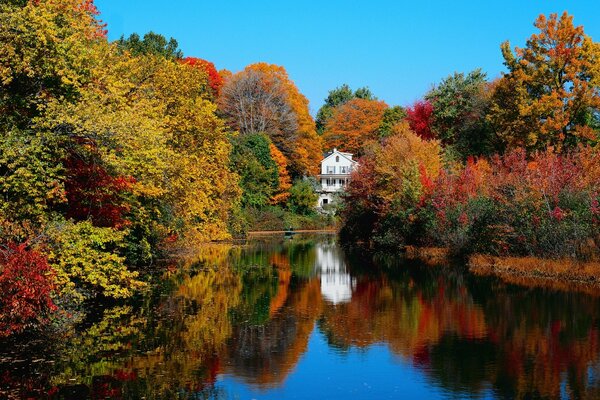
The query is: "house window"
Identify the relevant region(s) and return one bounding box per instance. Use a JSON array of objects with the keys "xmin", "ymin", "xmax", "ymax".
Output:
[
  {"xmin": 326, "ymin": 178, "xmax": 333, "ymax": 186},
  {"xmin": 322, "ymin": 199, "xmax": 329, "ymax": 205},
  {"xmin": 340, "ymin": 166, "xmax": 347, "ymax": 174},
  {"xmin": 336, "ymin": 156, "xmax": 340, "ymax": 162},
  {"xmin": 327, "ymin": 166, "xmax": 335, "ymax": 174}
]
